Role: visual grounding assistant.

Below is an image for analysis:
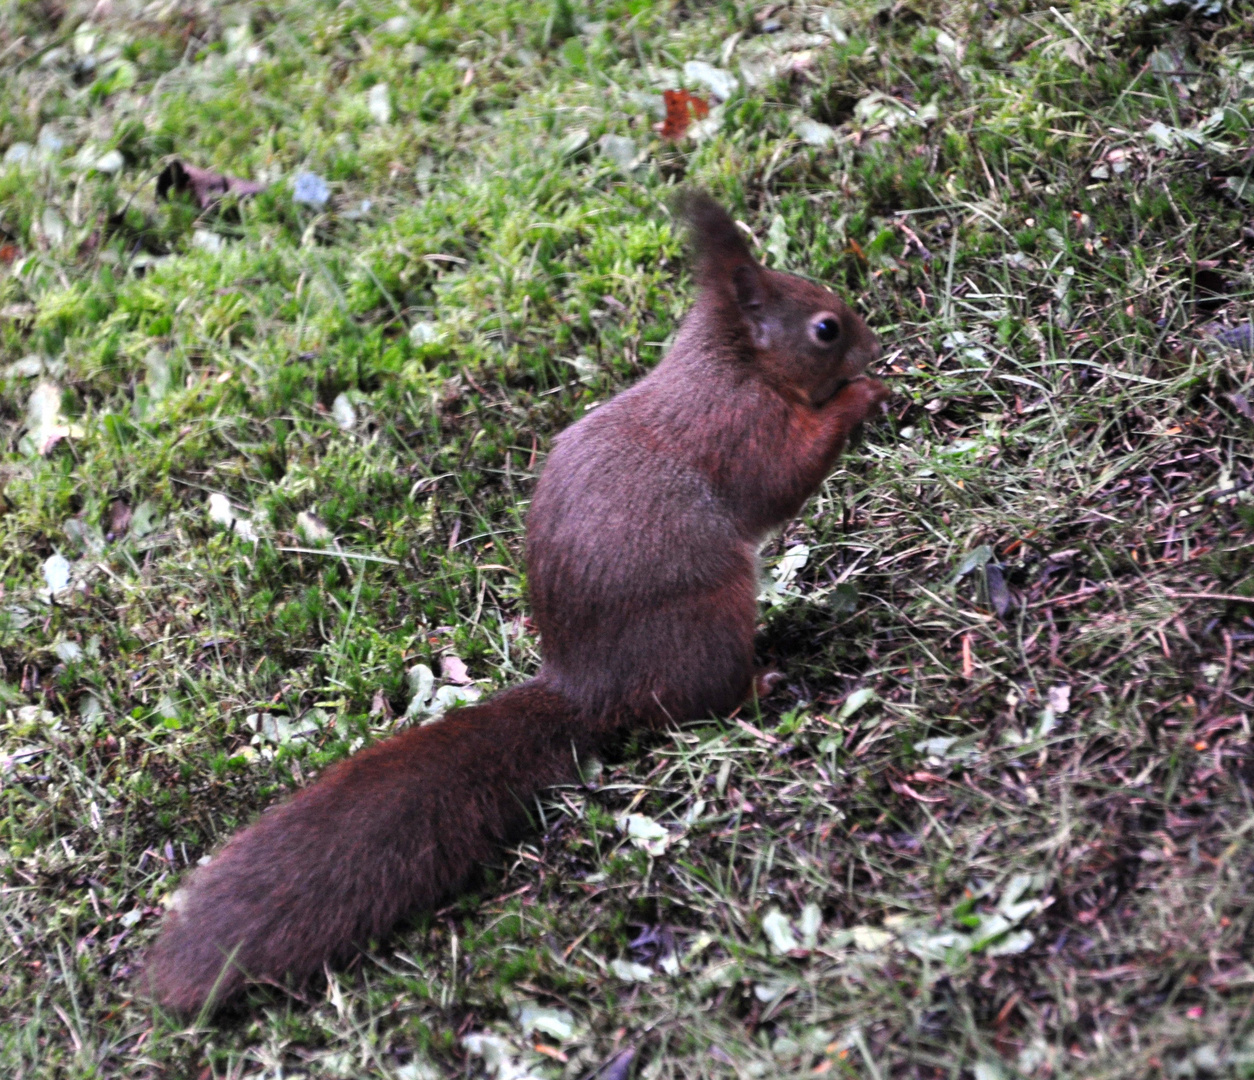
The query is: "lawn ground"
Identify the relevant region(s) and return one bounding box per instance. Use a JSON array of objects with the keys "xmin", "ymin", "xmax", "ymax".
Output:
[{"xmin": 2, "ymin": 0, "xmax": 1254, "ymax": 1077}]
